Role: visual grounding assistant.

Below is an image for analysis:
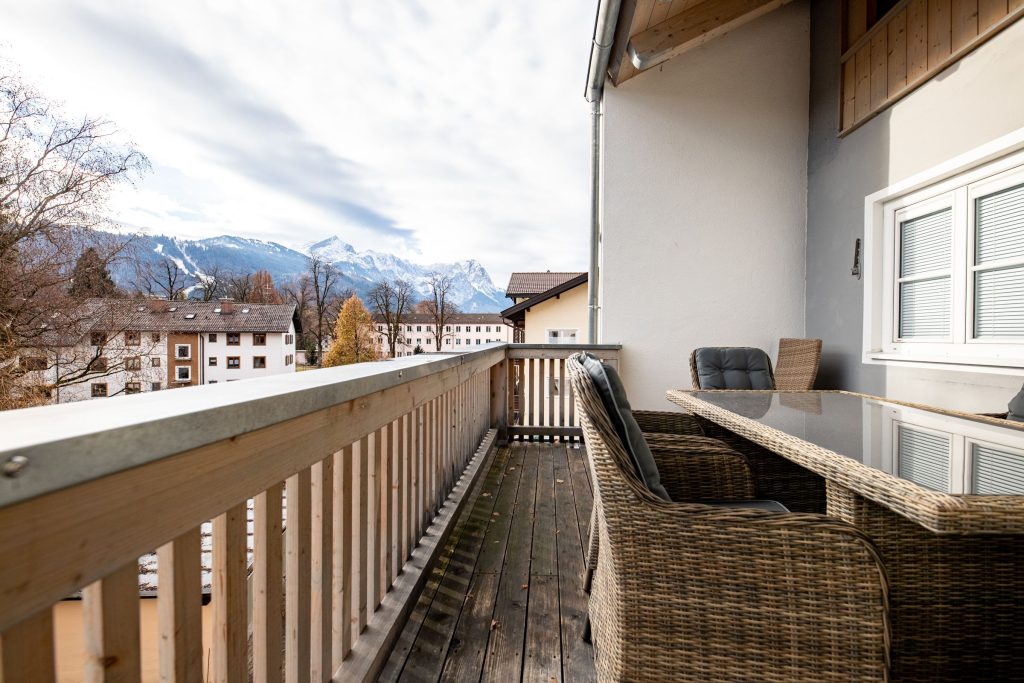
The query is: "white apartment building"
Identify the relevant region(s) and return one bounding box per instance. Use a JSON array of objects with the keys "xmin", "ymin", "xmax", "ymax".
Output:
[
  {"xmin": 19, "ymin": 298, "xmax": 299, "ymax": 402},
  {"xmin": 373, "ymin": 313, "xmax": 513, "ymax": 357}
]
